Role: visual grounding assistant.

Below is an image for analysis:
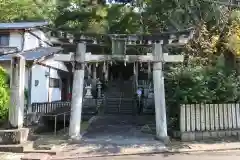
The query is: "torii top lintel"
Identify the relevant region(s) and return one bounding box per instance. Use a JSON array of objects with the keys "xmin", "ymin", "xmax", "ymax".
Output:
[
  {"xmin": 53, "ymin": 28, "xmax": 194, "ymax": 63},
  {"xmin": 53, "ymin": 28, "xmax": 194, "ymax": 47}
]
